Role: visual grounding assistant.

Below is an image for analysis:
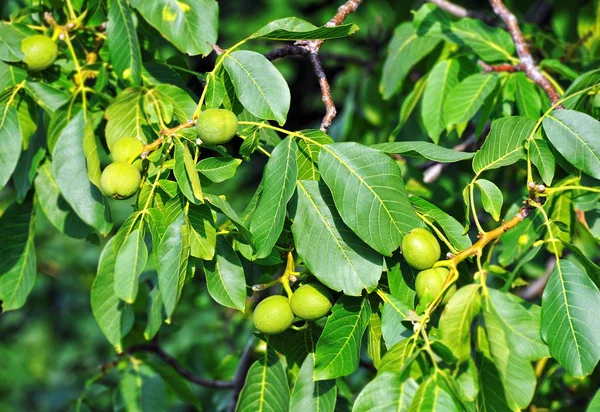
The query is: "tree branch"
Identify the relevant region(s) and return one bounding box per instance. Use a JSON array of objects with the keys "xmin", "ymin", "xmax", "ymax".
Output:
[
  {"xmin": 265, "ymin": 0, "xmax": 363, "ymax": 131},
  {"xmin": 478, "ymin": 61, "xmax": 521, "ymax": 73},
  {"xmin": 426, "ymin": 0, "xmax": 496, "ymax": 25},
  {"xmin": 115, "ymin": 343, "xmax": 234, "ymax": 389},
  {"xmin": 488, "ymin": 0, "xmax": 563, "ymax": 107}
]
